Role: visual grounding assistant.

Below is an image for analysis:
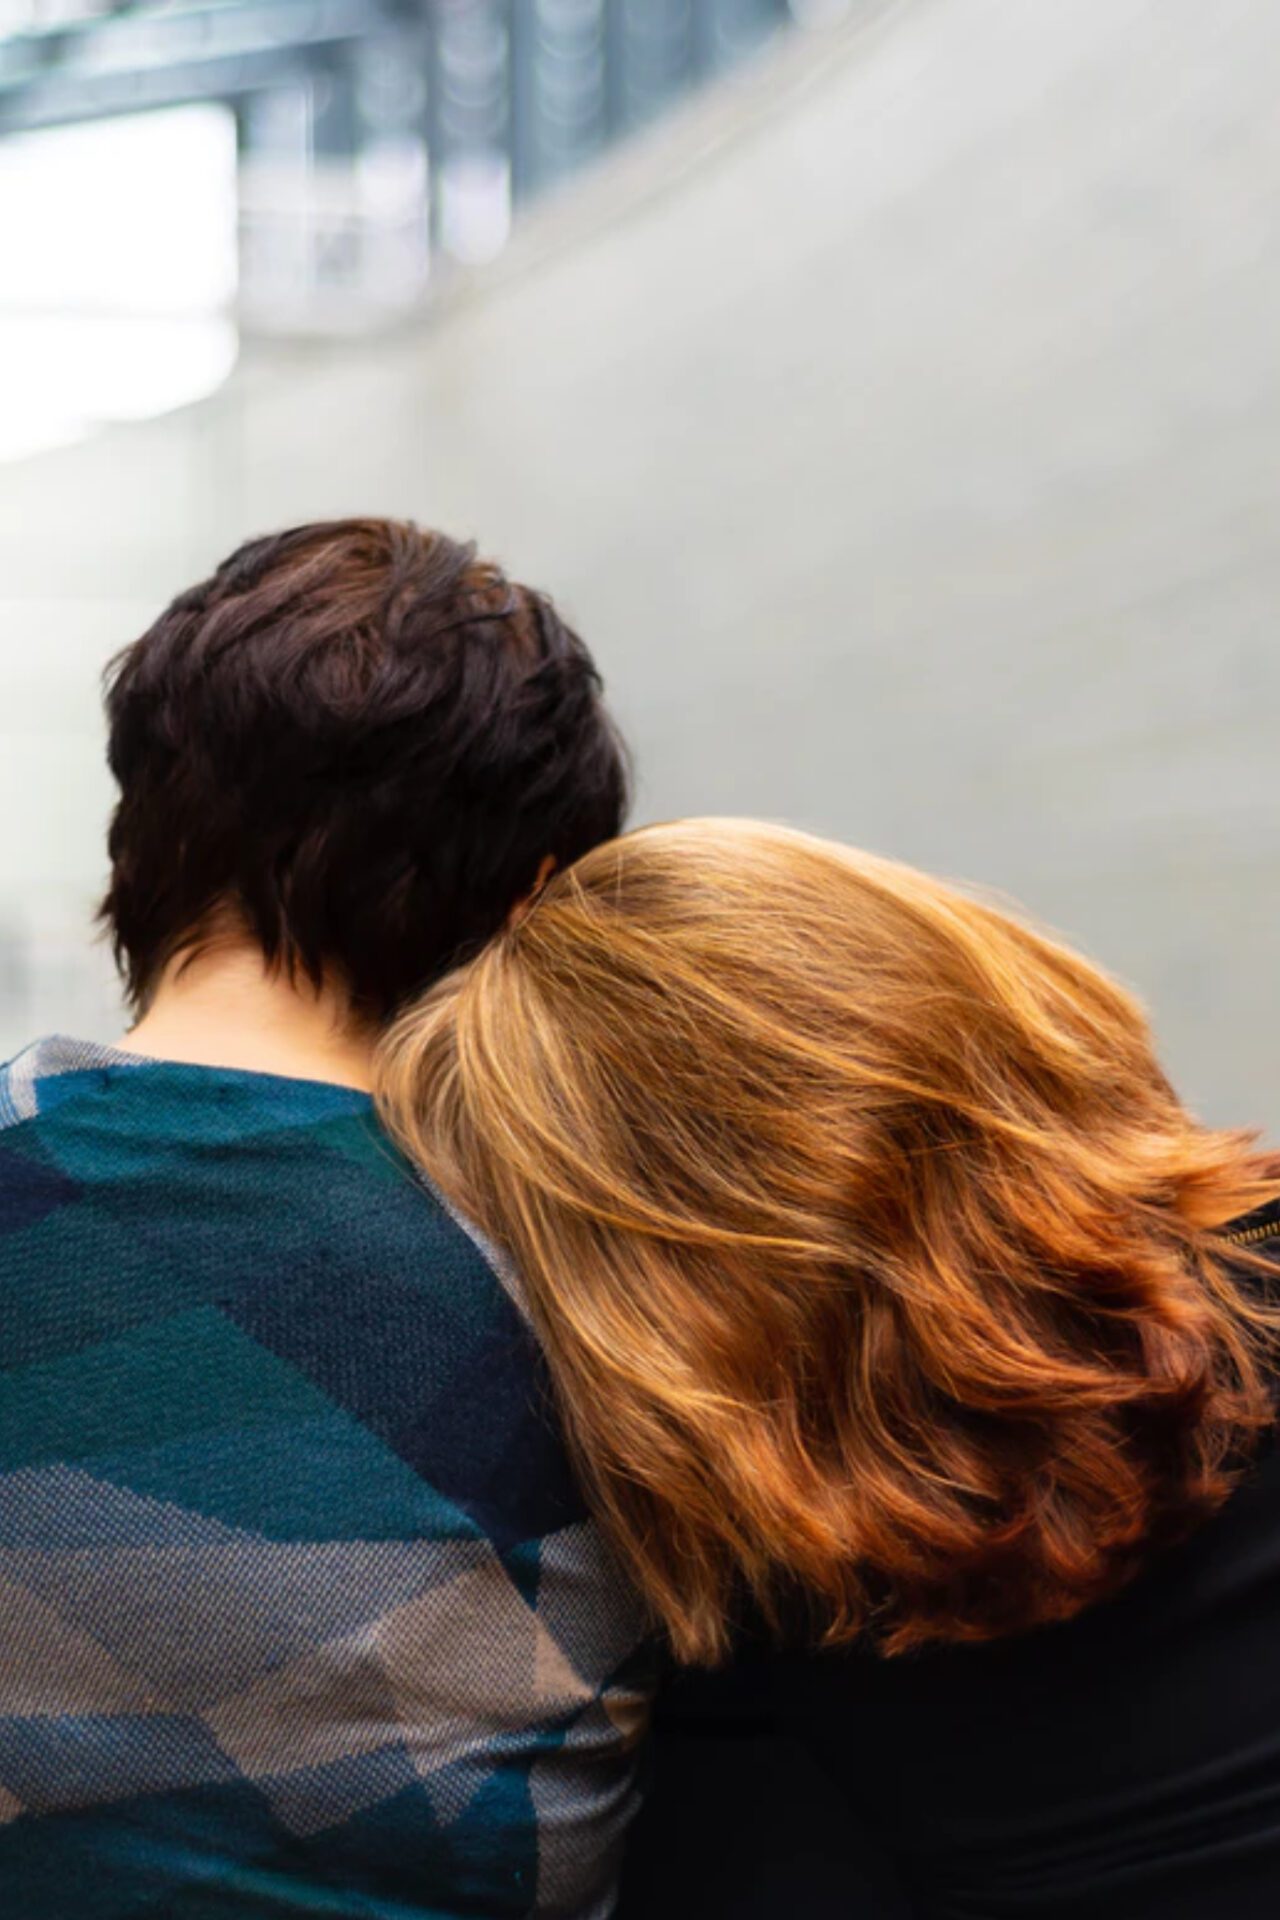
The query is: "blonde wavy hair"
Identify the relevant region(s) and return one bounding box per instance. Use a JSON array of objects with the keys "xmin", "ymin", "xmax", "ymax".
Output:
[{"xmin": 377, "ymin": 820, "xmax": 1279, "ymax": 1664}]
